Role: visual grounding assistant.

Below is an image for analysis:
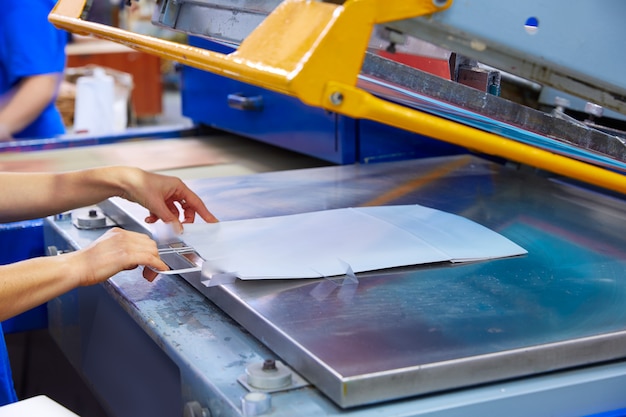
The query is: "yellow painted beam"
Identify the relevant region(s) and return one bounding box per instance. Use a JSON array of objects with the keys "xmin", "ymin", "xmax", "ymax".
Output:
[
  {"xmin": 323, "ymin": 82, "xmax": 626, "ymax": 194},
  {"xmin": 50, "ymin": 0, "xmax": 450, "ymax": 101}
]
